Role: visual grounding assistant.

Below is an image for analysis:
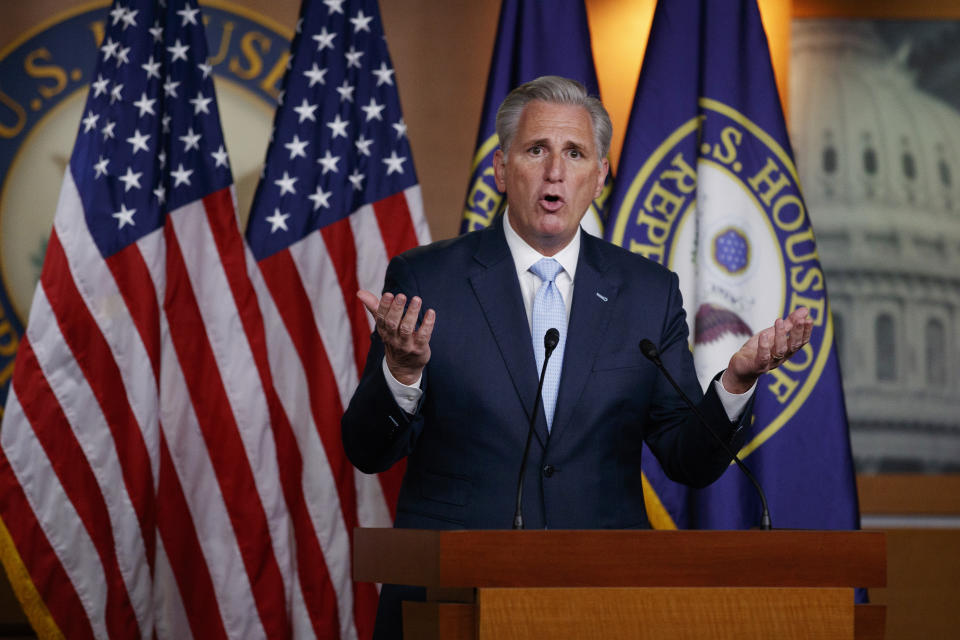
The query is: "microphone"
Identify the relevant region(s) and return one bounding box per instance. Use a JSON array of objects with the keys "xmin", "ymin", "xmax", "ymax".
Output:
[
  {"xmin": 514, "ymin": 328, "xmax": 560, "ymax": 529},
  {"xmin": 639, "ymin": 339, "xmax": 772, "ymax": 530}
]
